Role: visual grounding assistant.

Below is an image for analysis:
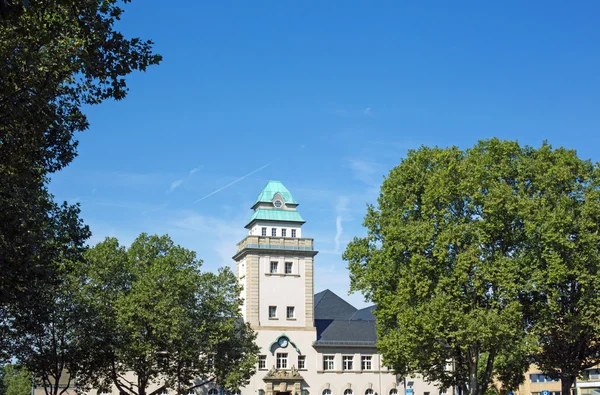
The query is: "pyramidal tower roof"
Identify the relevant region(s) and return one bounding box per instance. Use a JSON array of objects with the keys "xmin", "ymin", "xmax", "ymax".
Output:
[
  {"xmin": 246, "ymin": 181, "xmax": 304, "ymax": 228},
  {"xmin": 253, "ymin": 181, "xmax": 298, "ymax": 205}
]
